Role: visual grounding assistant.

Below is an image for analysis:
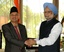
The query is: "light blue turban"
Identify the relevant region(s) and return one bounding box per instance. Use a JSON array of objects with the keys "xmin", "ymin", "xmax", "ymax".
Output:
[{"xmin": 43, "ymin": 2, "xmax": 58, "ymax": 15}]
